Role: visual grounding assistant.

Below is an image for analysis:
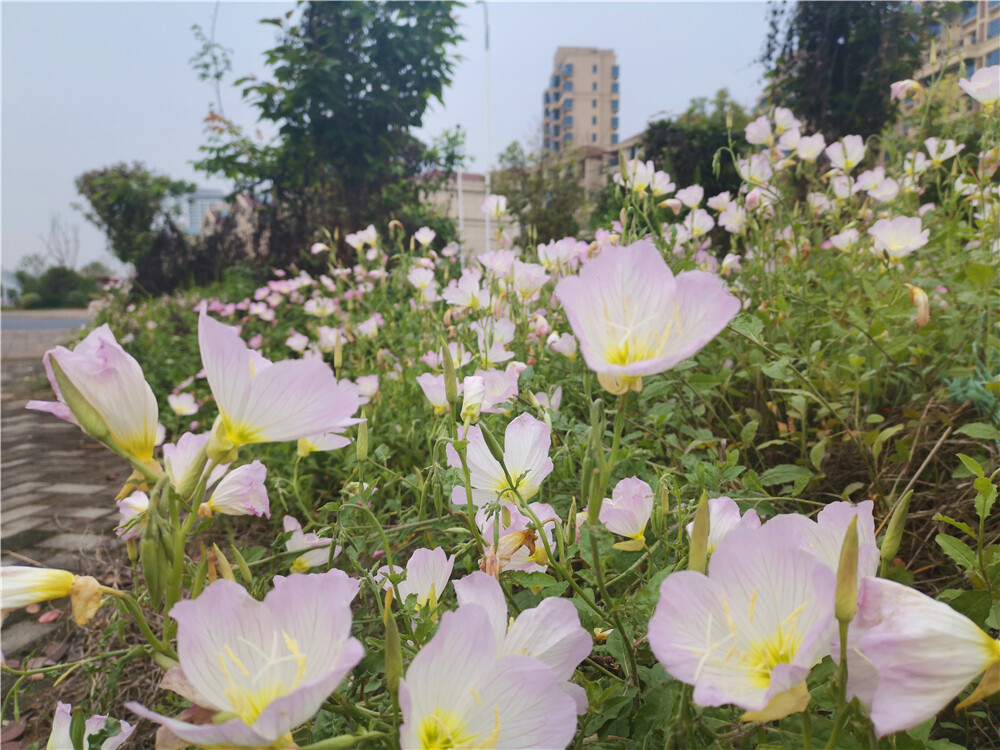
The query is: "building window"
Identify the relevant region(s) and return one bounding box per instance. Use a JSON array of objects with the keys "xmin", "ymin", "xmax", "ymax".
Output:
[
  {"xmin": 611, "ymin": 117, "xmax": 619, "ymax": 129},
  {"xmin": 551, "ymin": 75, "xmax": 560, "ymax": 88},
  {"xmin": 988, "ymin": 48, "xmax": 1000, "ymax": 66},
  {"xmin": 553, "ymin": 91, "xmax": 560, "ymax": 102},
  {"xmin": 612, "ymin": 65, "xmax": 619, "ymax": 78},
  {"xmin": 961, "ymin": 1, "xmax": 977, "ymax": 23},
  {"xmin": 592, "ymin": 64, "xmax": 598, "ymax": 73},
  {"xmin": 972, "ymin": 31, "xmax": 978, "ymax": 44},
  {"xmin": 544, "ymin": 107, "xmax": 549, "ymax": 117},
  {"xmin": 592, "ymin": 82, "xmax": 597, "ymax": 91},
  {"xmin": 611, "ymin": 100, "xmax": 619, "ymax": 112},
  {"xmin": 564, "ymin": 80, "xmax": 573, "ymax": 91},
  {"xmin": 592, "ymin": 99, "xmax": 597, "ymax": 108},
  {"xmin": 564, "ymin": 132, "xmax": 573, "ymax": 142},
  {"xmin": 990, "ymin": 0, "xmax": 1000, "ymax": 8},
  {"xmin": 553, "ymin": 125, "xmax": 560, "ymax": 137},
  {"xmin": 591, "ymin": 134, "xmax": 597, "ymax": 142},
  {"xmin": 553, "ymin": 142, "xmax": 560, "ymax": 152},
  {"xmin": 611, "ymin": 134, "xmax": 619, "ymax": 145},
  {"xmin": 612, "ymin": 83, "xmax": 619, "ymax": 94},
  {"xmin": 564, "ymin": 98, "xmax": 572, "ymax": 110},
  {"xmin": 592, "ymin": 116, "xmax": 597, "ymax": 125},
  {"xmin": 989, "ymin": 17, "xmax": 1000, "ymax": 38},
  {"xmin": 544, "ymin": 92, "xmax": 550, "ymax": 104},
  {"xmin": 928, "ymin": 21, "xmax": 941, "ymax": 37},
  {"xmin": 565, "ymin": 115, "xmax": 573, "ymax": 126},
  {"xmin": 552, "ymin": 109, "xmax": 560, "ymax": 120},
  {"xmin": 564, "ymin": 63, "xmax": 573, "ymax": 75},
  {"xmin": 966, "ymin": 59, "xmax": 976, "ymax": 77}
]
